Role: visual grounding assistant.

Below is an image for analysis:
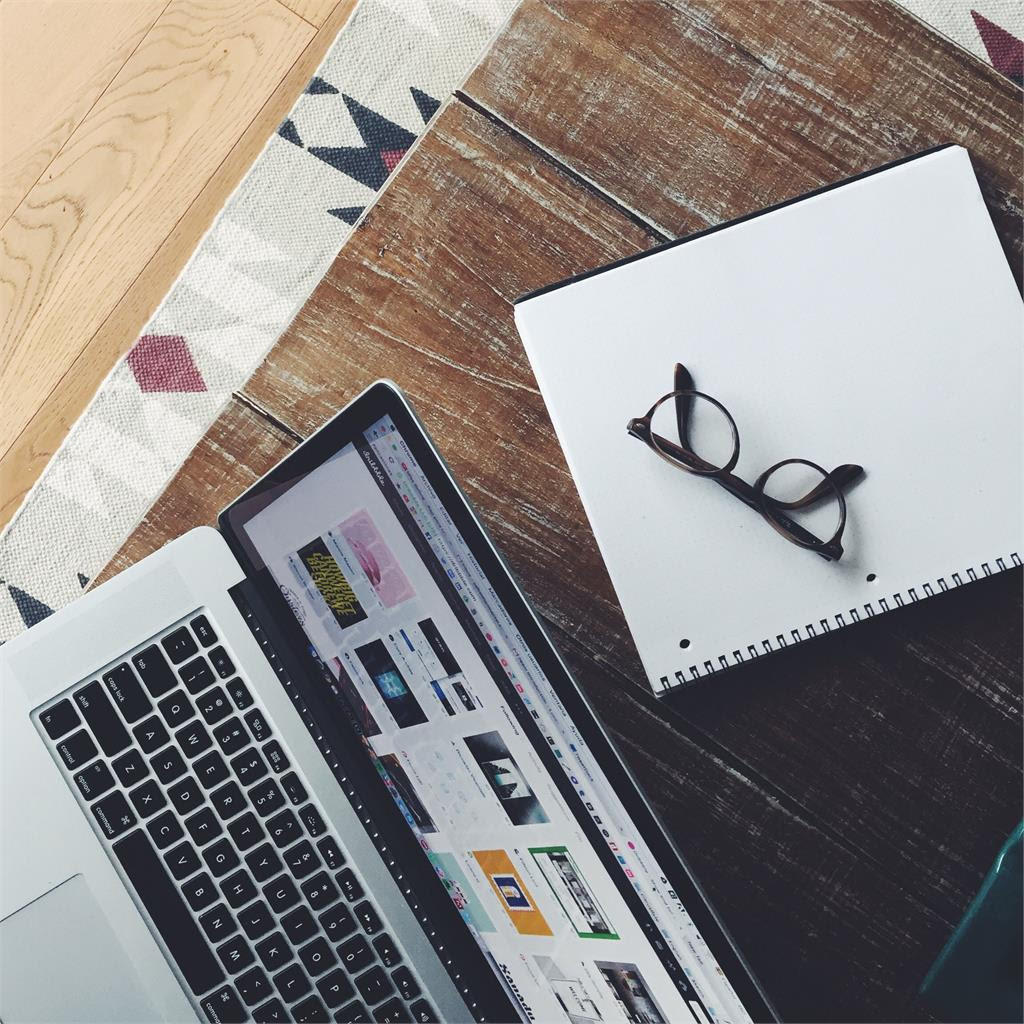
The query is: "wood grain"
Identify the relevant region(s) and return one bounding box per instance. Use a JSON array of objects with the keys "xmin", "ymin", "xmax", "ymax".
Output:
[
  {"xmin": 0, "ymin": 0, "xmax": 165, "ymax": 224},
  {"xmin": 0, "ymin": 0, "xmax": 358, "ymax": 530},
  {"xmin": 0, "ymin": 0, "xmax": 313, "ymax": 469},
  {"xmin": 97, "ymin": 390, "xmax": 968, "ymax": 1022},
  {"xmin": 463, "ymin": 0, "xmax": 1024, "ymax": 283},
  {"xmin": 102, "ymin": 1, "xmax": 1023, "ymax": 1019},
  {"xmin": 276, "ymin": 0, "xmax": 342, "ymax": 28}
]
